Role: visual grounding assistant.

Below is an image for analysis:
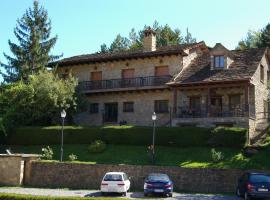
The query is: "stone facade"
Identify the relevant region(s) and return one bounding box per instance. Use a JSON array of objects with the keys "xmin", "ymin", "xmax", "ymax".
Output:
[
  {"xmin": 75, "ymin": 89, "xmax": 173, "ymax": 126},
  {"xmin": 24, "ymin": 161, "xmax": 269, "ymax": 193}
]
